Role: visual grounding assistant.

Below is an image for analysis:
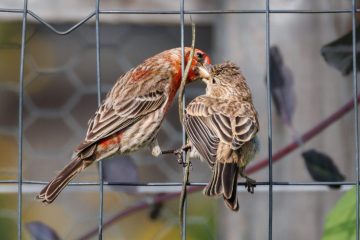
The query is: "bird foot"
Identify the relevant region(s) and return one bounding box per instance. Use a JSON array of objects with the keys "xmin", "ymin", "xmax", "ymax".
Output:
[
  {"xmin": 161, "ymin": 145, "xmax": 191, "ymax": 167},
  {"xmin": 174, "ymin": 148, "xmax": 185, "ymax": 165},
  {"xmin": 160, "ymin": 148, "xmax": 183, "ymax": 163},
  {"xmin": 174, "ymin": 148, "xmax": 192, "ymax": 168},
  {"xmin": 244, "ymin": 177, "xmax": 256, "ymax": 194}
]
